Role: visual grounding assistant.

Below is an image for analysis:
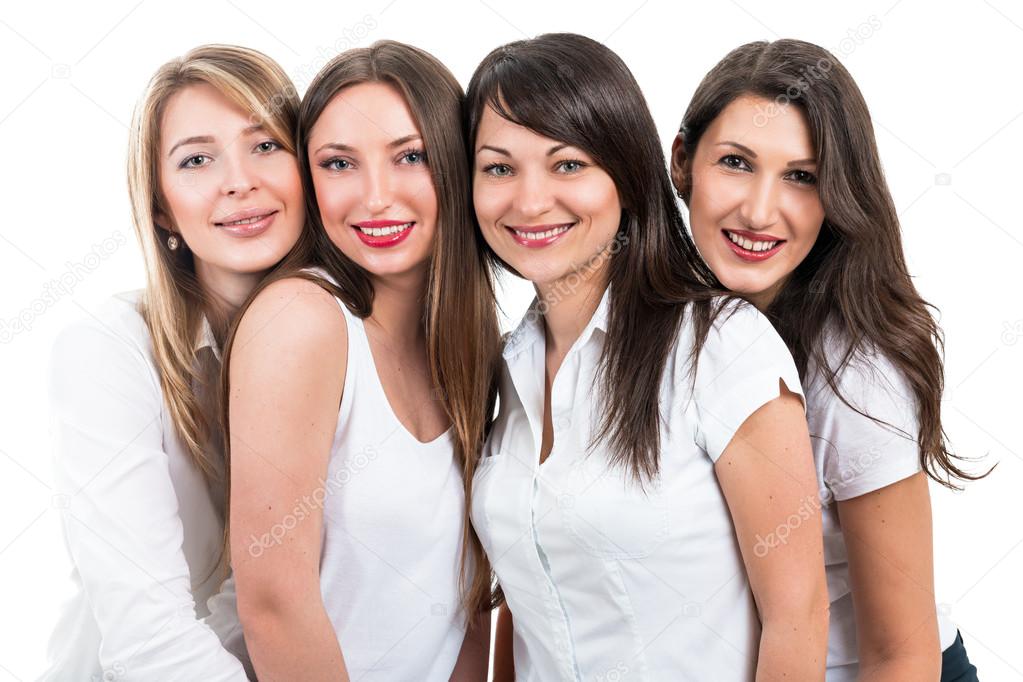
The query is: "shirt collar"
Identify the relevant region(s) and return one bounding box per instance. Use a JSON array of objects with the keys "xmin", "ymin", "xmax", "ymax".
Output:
[
  {"xmin": 502, "ymin": 286, "xmax": 611, "ymax": 361},
  {"xmin": 194, "ymin": 315, "xmax": 222, "ymax": 362}
]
